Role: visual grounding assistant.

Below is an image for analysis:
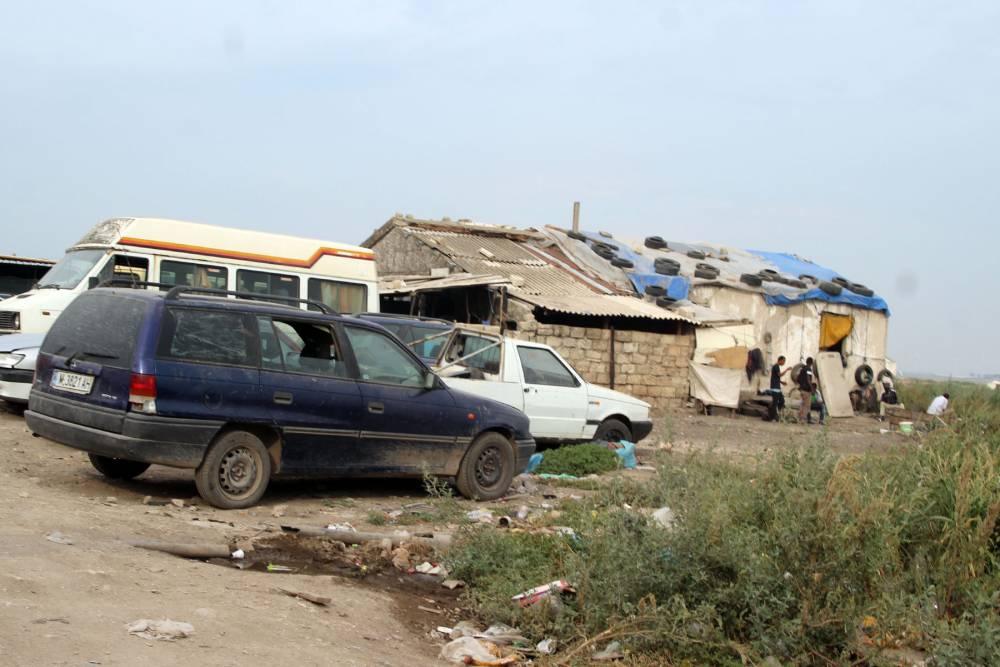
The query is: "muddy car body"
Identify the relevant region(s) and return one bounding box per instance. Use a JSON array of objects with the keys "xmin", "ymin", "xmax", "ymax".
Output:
[{"xmin": 25, "ymin": 287, "xmax": 534, "ymax": 508}]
